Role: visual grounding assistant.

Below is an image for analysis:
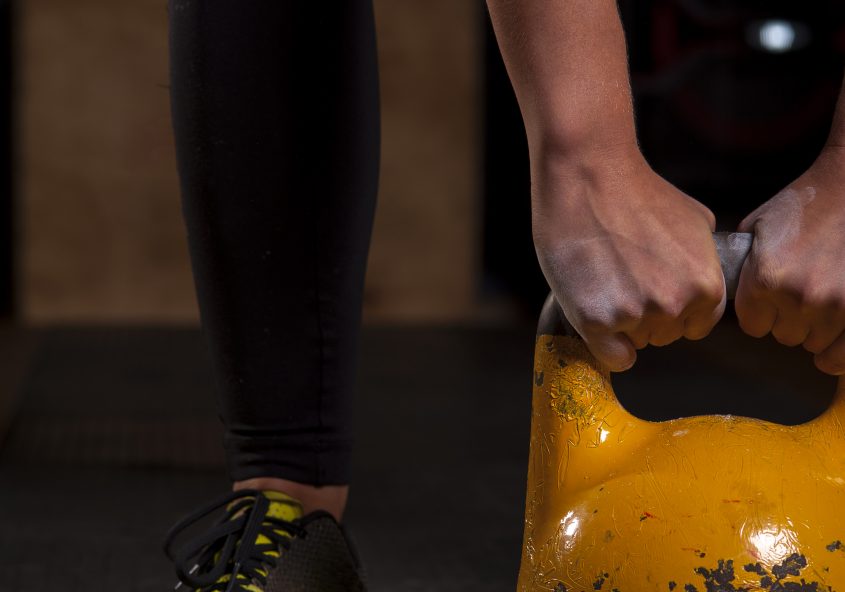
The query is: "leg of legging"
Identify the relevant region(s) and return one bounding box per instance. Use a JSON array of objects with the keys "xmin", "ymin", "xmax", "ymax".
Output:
[{"xmin": 167, "ymin": 0, "xmax": 379, "ymax": 488}]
